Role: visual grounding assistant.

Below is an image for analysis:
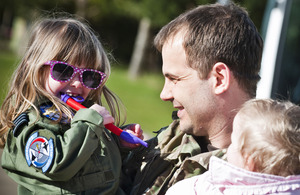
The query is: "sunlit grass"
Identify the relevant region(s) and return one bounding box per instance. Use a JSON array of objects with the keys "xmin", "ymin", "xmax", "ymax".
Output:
[{"xmin": 0, "ymin": 51, "xmax": 20, "ymax": 103}]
